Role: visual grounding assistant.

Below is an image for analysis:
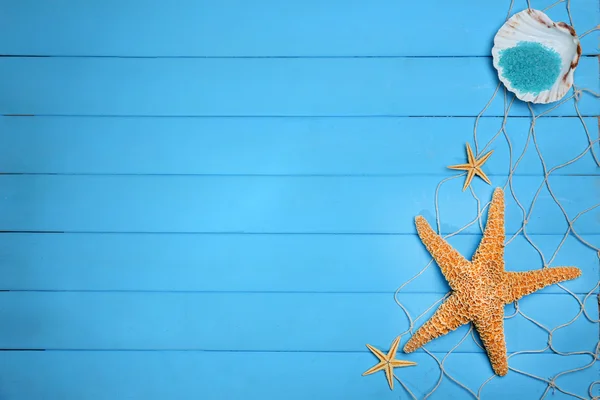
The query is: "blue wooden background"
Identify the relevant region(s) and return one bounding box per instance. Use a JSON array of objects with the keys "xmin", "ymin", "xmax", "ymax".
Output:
[{"xmin": 0, "ymin": 0, "xmax": 598, "ymax": 399}]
